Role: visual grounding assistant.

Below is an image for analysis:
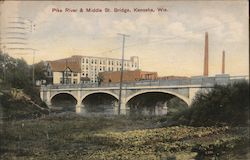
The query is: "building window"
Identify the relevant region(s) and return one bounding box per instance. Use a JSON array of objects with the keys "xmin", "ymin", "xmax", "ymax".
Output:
[
  {"xmin": 108, "ymin": 61, "xmax": 110, "ymax": 65},
  {"xmin": 66, "ymin": 78, "xmax": 71, "ymax": 84},
  {"xmin": 82, "ymin": 73, "xmax": 85, "ymax": 76},
  {"xmin": 73, "ymin": 79, "xmax": 77, "ymax": 84},
  {"xmin": 91, "ymin": 59, "xmax": 94, "ymax": 64},
  {"xmin": 73, "ymin": 73, "xmax": 77, "ymax": 77},
  {"xmin": 86, "ymin": 73, "xmax": 88, "ymax": 77},
  {"xmin": 82, "ymin": 58, "xmax": 85, "ymax": 63},
  {"xmin": 86, "ymin": 59, "xmax": 88, "ymax": 63},
  {"xmin": 60, "ymin": 78, "xmax": 63, "ymax": 84}
]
